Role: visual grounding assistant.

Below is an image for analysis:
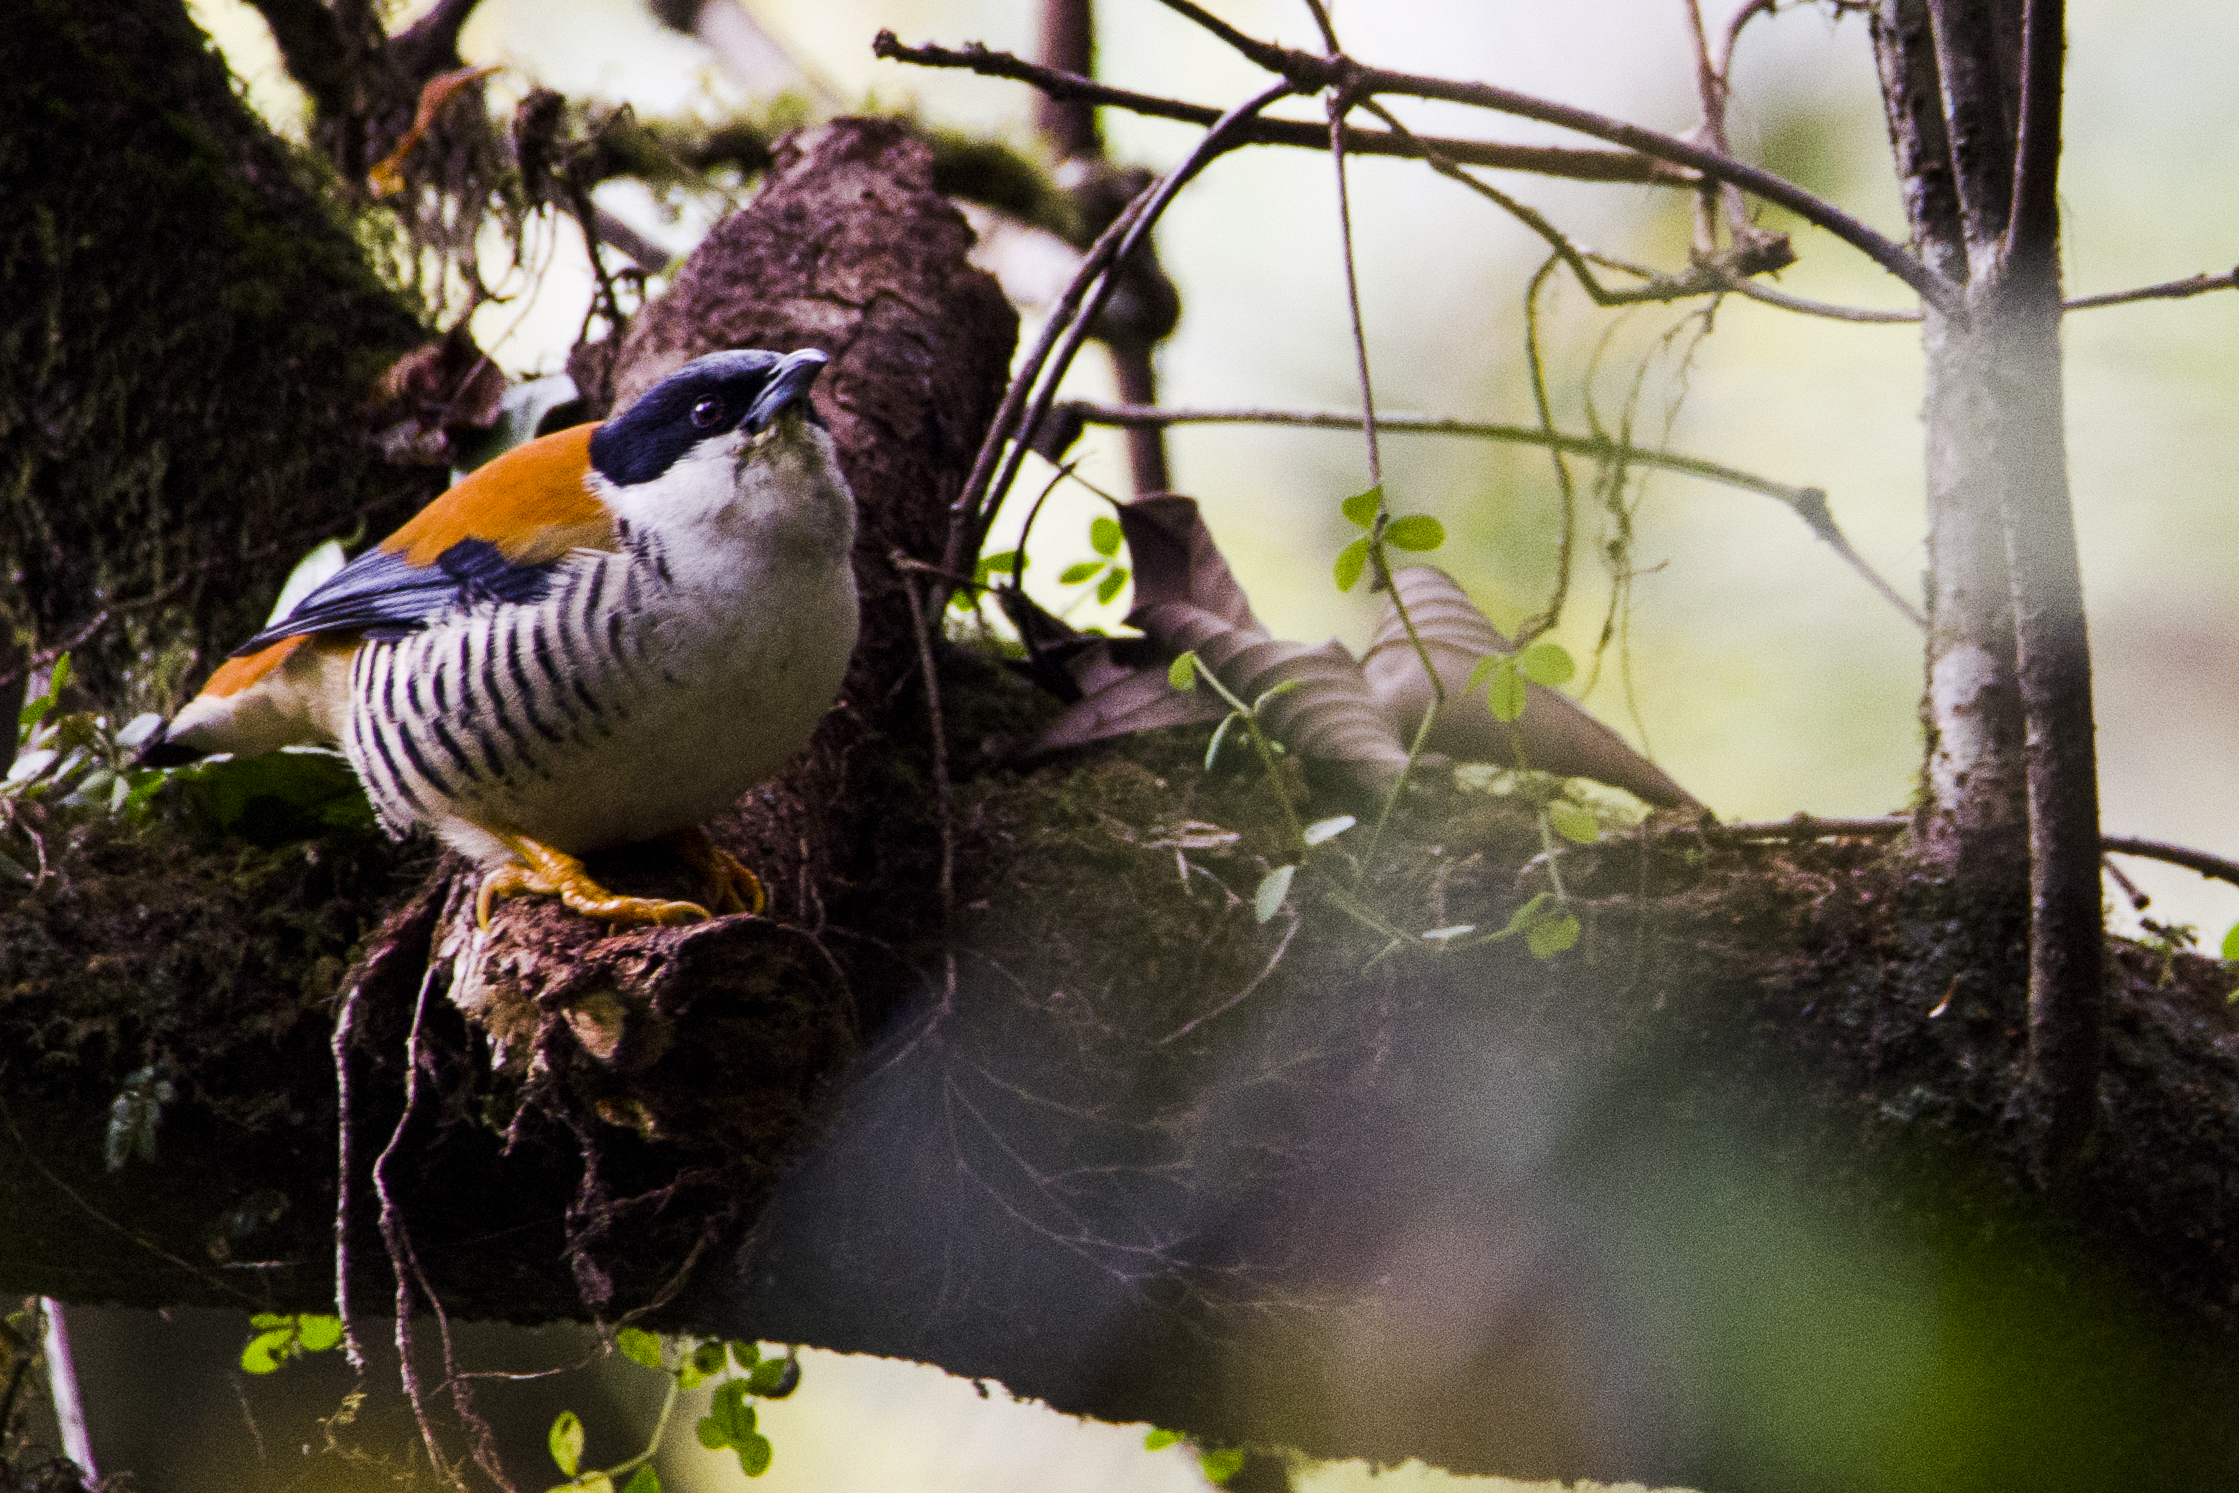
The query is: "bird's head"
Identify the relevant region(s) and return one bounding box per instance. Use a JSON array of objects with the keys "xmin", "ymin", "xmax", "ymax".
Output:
[{"xmin": 589, "ymin": 348, "xmax": 854, "ymax": 555}]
